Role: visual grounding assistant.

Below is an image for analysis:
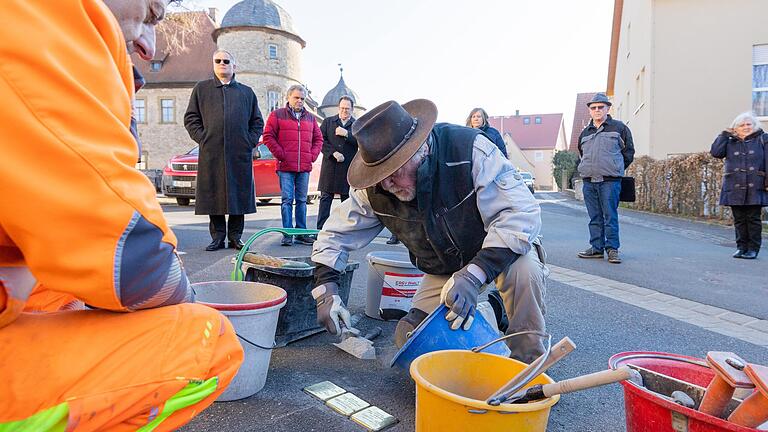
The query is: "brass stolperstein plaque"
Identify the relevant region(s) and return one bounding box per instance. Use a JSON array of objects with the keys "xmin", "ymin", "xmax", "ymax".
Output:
[
  {"xmin": 303, "ymin": 381, "xmax": 346, "ymax": 401},
  {"xmin": 325, "ymin": 392, "xmax": 370, "ymax": 416},
  {"xmin": 351, "ymin": 406, "xmax": 398, "ymax": 431}
]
